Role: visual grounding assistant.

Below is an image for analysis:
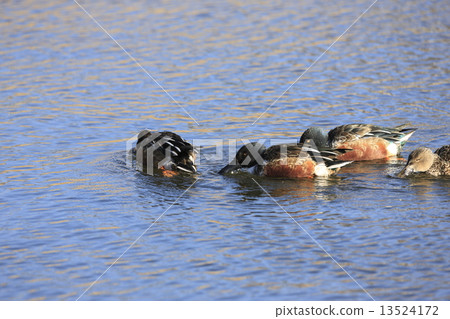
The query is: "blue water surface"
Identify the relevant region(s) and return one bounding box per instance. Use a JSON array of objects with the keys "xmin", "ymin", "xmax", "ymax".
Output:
[{"xmin": 0, "ymin": 0, "xmax": 449, "ymax": 300}]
